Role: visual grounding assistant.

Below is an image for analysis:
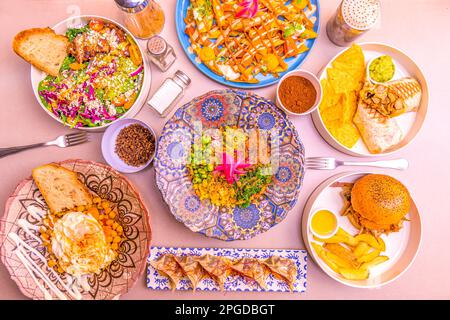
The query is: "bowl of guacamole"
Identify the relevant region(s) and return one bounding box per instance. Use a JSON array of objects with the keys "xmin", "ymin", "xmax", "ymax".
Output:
[{"xmin": 367, "ymin": 55, "xmax": 396, "ymax": 83}]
